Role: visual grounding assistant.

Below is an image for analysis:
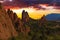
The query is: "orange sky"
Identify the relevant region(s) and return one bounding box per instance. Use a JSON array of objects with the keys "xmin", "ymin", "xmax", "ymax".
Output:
[
  {"xmin": 11, "ymin": 8, "xmax": 60, "ymax": 19},
  {"xmin": 4, "ymin": 4, "xmax": 60, "ymax": 19}
]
